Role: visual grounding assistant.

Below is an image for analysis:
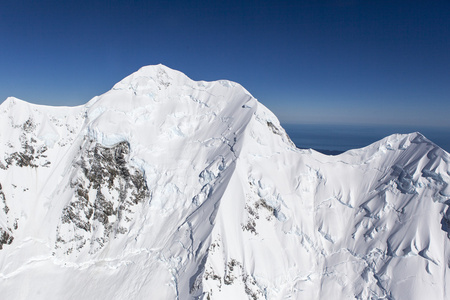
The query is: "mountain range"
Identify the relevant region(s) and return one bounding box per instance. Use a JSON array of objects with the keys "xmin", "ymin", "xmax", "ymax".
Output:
[{"xmin": 0, "ymin": 65, "xmax": 449, "ymax": 299}]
